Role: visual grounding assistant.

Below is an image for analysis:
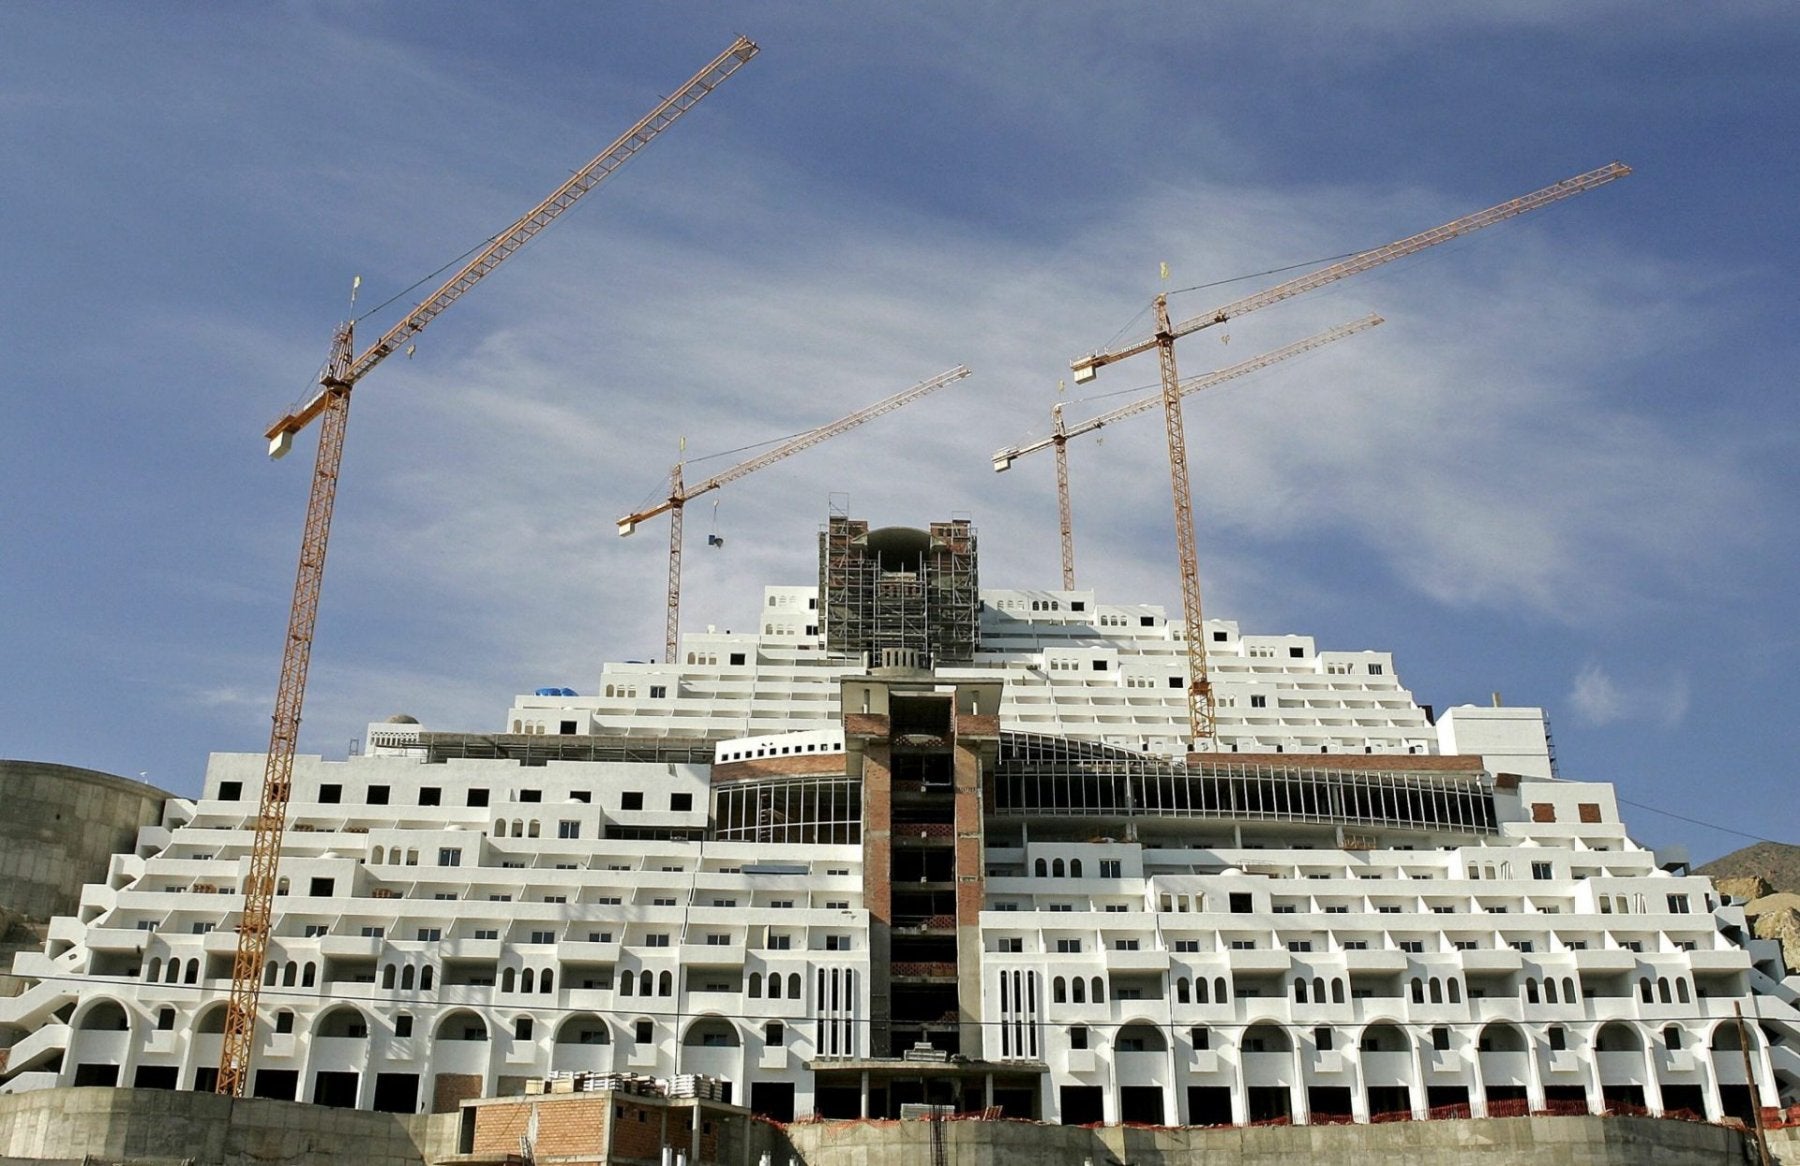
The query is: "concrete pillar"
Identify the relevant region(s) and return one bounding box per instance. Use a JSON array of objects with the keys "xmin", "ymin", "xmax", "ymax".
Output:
[
  {"xmin": 860, "ymin": 1071, "xmax": 869, "ymax": 1118},
  {"xmin": 1348, "ymin": 1047, "xmax": 1369, "ymax": 1123},
  {"xmin": 1640, "ymin": 1041, "xmax": 1663, "ymax": 1115}
]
